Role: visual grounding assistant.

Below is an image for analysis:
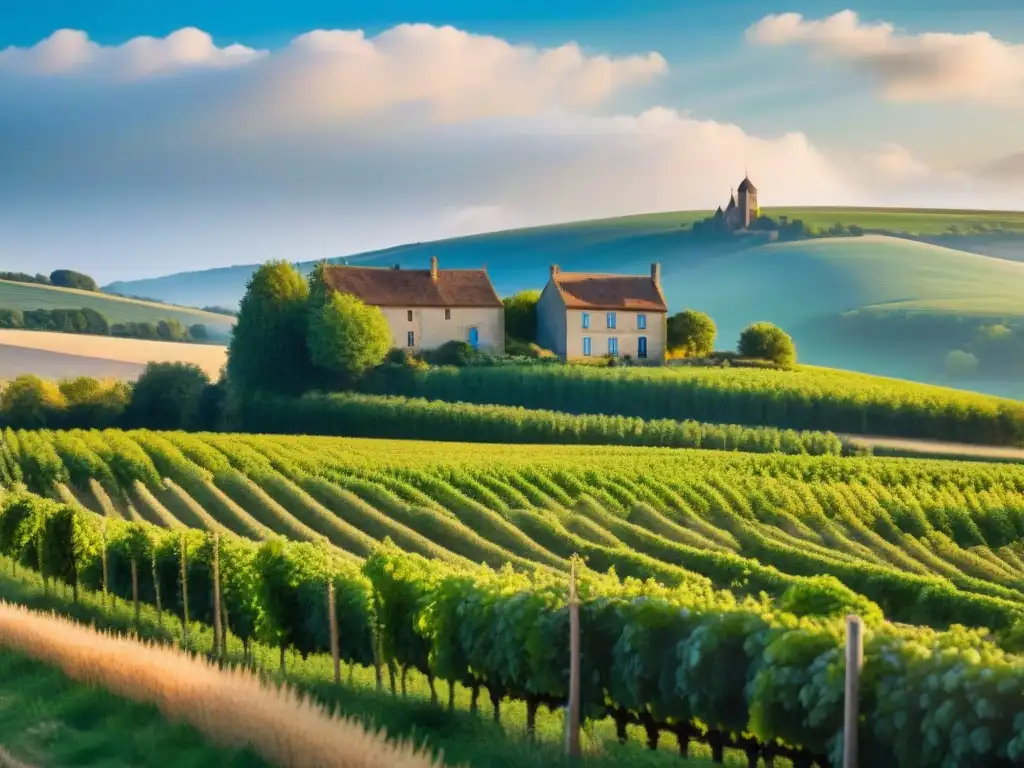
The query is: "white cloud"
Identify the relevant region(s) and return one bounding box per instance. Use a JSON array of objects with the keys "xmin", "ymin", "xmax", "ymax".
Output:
[
  {"xmin": 747, "ymin": 10, "xmax": 1024, "ymax": 105},
  {"xmin": 0, "ymin": 27, "xmax": 263, "ymax": 79},
  {"xmin": 0, "ymin": 23, "xmax": 1017, "ymax": 282}
]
